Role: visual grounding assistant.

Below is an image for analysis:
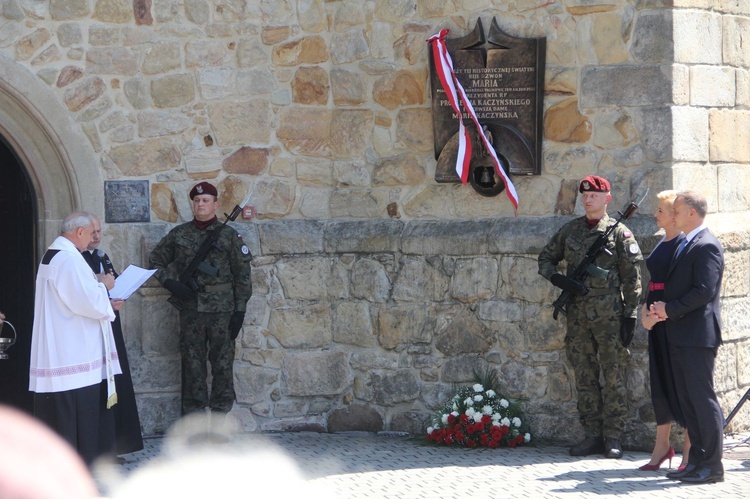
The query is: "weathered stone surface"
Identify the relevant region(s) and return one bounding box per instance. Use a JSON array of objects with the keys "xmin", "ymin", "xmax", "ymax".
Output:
[
  {"xmin": 592, "ymin": 109, "xmax": 637, "ymax": 149},
  {"xmin": 276, "ymin": 257, "xmax": 345, "ymax": 300},
  {"xmin": 185, "ymin": 40, "xmax": 228, "ymax": 67},
  {"xmin": 377, "ymin": 304, "xmax": 430, "ymax": 349},
  {"xmin": 15, "ymin": 28, "xmax": 51, "ymax": 60},
  {"xmin": 718, "ymin": 164, "xmax": 750, "ymax": 213},
  {"xmin": 93, "ymin": 0, "xmax": 132, "ymax": 23},
  {"xmin": 324, "ymin": 220, "xmax": 402, "ymax": 253},
  {"xmin": 50, "ymin": 0, "xmax": 91, "ymax": 20},
  {"xmin": 330, "ymin": 29, "xmax": 368, "ymax": 64},
  {"xmin": 395, "ymin": 108, "xmax": 432, "ymax": 152},
  {"xmin": 709, "ymin": 109, "xmax": 750, "ymax": 163},
  {"xmin": 298, "ymin": 0, "xmax": 326, "ymax": 33},
  {"xmin": 109, "ymin": 139, "xmax": 180, "ymax": 175},
  {"xmin": 223, "ymin": 146, "xmax": 269, "ymax": 175},
  {"xmin": 63, "ymin": 76, "xmax": 106, "ymax": 112},
  {"xmin": 185, "ymin": 0, "xmax": 210, "ymax": 25},
  {"xmin": 133, "ymin": 0, "xmax": 153, "ymax": 25},
  {"xmin": 402, "ymin": 220, "xmax": 490, "ymax": 256},
  {"xmin": 673, "ymin": 9, "xmax": 722, "ymax": 64},
  {"xmin": 333, "ymin": 302, "xmax": 375, "ymax": 348},
  {"xmin": 150, "ymin": 73, "xmax": 195, "ymax": 108},
  {"xmin": 273, "ymin": 35, "xmax": 328, "ymax": 66},
  {"xmin": 291, "ymin": 66, "xmax": 328, "ymax": 105},
  {"xmin": 207, "ymin": 100, "xmax": 270, "ymax": 145},
  {"xmin": 253, "ymin": 178, "xmax": 296, "ymax": 219},
  {"xmin": 123, "ymin": 78, "xmax": 151, "ymax": 108},
  {"xmin": 580, "ymin": 66, "xmax": 673, "ymax": 108},
  {"xmin": 234, "ymin": 365, "xmax": 279, "ymax": 404},
  {"xmin": 631, "ymin": 9, "xmax": 673, "ymax": 63},
  {"xmin": 258, "ymin": 220, "xmax": 325, "ymax": 254},
  {"xmin": 440, "ymin": 354, "xmax": 486, "ymax": 383},
  {"xmin": 330, "ymin": 68, "xmax": 366, "ymax": 106},
  {"xmin": 372, "ymin": 70, "xmax": 425, "ymax": 110},
  {"xmin": 56, "ymin": 65, "xmax": 84, "ymax": 87},
  {"xmin": 544, "ymin": 98, "xmax": 591, "ymax": 143},
  {"xmin": 450, "ymin": 257, "xmax": 498, "ymax": 303},
  {"xmin": 372, "ymin": 153, "xmax": 426, "ymax": 186},
  {"xmin": 328, "ymin": 404, "xmax": 383, "ymax": 432},
  {"xmin": 392, "ymin": 257, "xmax": 449, "ymax": 301},
  {"xmin": 150, "ymin": 183, "xmax": 179, "ymax": 222},
  {"xmin": 86, "ymin": 47, "xmax": 138, "ymax": 75},
  {"xmin": 351, "ymin": 258, "xmax": 391, "ymax": 303},
  {"xmin": 370, "ymin": 370, "xmax": 420, "ymax": 405},
  {"xmin": 269, "ymin": 303, "xmax": 333, "ymax": 348},
  {"xmin": 141, "ymin": 41, "xmax": 180, "ymax": 75},
  {"xmin": 592, "ymin": 12, "xmax": 628, "ymax": 64},
  {"xmin": 435, "ymin": 311, "xmax": 493, "ymax": 356},
  {"xmin": 691, "ymin": 66, "xmax": 735, "ymax": 107},
  {"xmin": 282, "ymin": 350, "xmax": 349, "ymax": 396},
  {"xmin": 137, "ymin": 111, "xmax": 191, "ymax": 137}
]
